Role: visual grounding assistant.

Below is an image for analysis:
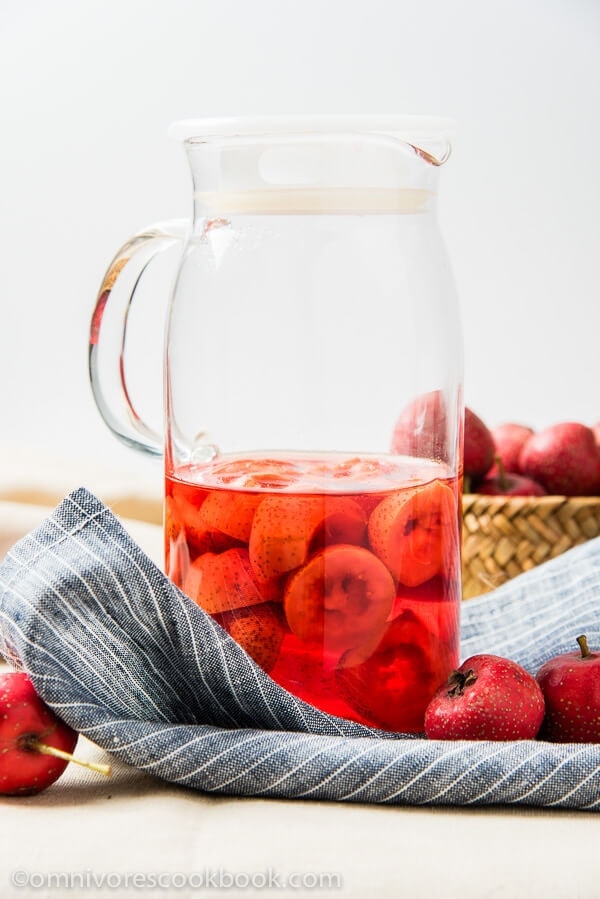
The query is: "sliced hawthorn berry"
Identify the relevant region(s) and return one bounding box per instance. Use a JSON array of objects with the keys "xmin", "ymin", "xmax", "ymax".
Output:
[
  {"xmin": 242, "ymin": 470, "xmax": 298, "ymax": 489},
  {"xmin": 354, "ymin": 493, "xmax": 386, "ymax": 518},
  {"xmin": 309, "ymin": 496, "xmax": 367, "ymax": 549},
  {"xmin": 169, "ymin": 489, "xmax": 240, "ymax": 555},
  {"xmin": 249, "ymin": 496, "xmax": 367, "ymax": 580},
  {"xmin": 209, "ymin": 457, "xmax": 300, "ymax": 489},
  {"xmin": 368, "ymin": 480, "xmax": 456, "ymax": 587},
  {"xmin": 268, "ymin": 632, "xmax": 358, "ymax": 718},
  {"xmin": 215, "ymin": 602, "xmax": 287, "ymax": 672},
  {"xmin": 336, "ymin": 610, "xmax": 456, "ymax": 733},
  {"xmin": 310, "ymin": 456, "xmax": 396, "ymax": 480},
  {"xmin": 392, "ymin": 577, "xmax": 461, "ymax": 646},
  {"xmin": 269, "ymin": 632, "xmax": 331, "ymax": 698},
  {"xmin": 282, "ymin": 544, "xmax": 395, "ymax": 656},
  {"xmin": 199, "ymin": 491, "xmax": 262, "ymax": 543},
  {"xmin": 183, "ymin": 547, "xmax": 281, "ymax": 615}
]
